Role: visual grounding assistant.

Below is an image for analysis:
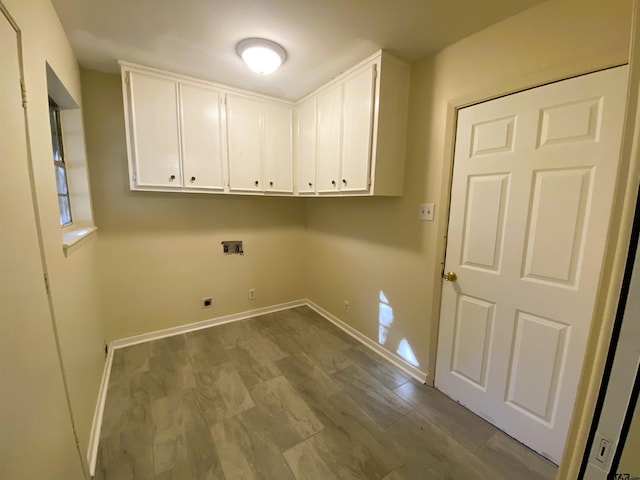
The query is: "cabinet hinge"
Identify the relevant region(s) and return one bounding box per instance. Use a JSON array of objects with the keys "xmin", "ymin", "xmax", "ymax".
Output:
[
  {"xmin": 20, "ymin": 79, "xmax": 27, "ymax": 108},
  {"xmin": 43, "ymin": 273, "xmax": 51, "ymax": 295}
]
